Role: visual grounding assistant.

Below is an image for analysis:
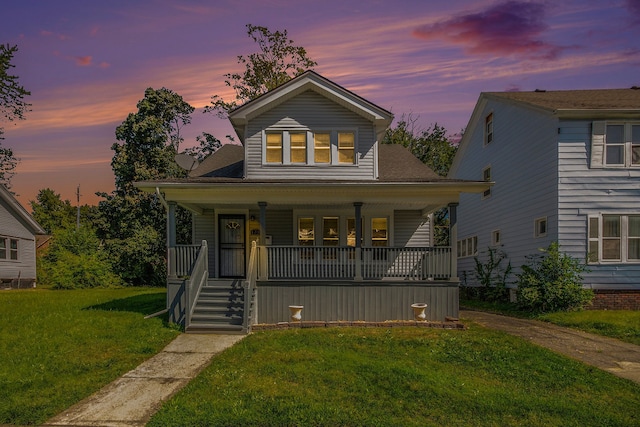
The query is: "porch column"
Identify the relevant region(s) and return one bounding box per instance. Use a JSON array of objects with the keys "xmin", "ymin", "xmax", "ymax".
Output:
[
  {"xmin": 354, "ymin": 202, "xmax": 363, "ymax": 281},
  {"xmin": 448, "ymin": 202, "xmax": 459, "ymax": 281},
  {"xmin": 258, "ymin": 202, "xmax": 267, "ymax": 245},
  {"xmin": 167, "ymin": 201, "xmax": 177, "ymax": 278}
]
